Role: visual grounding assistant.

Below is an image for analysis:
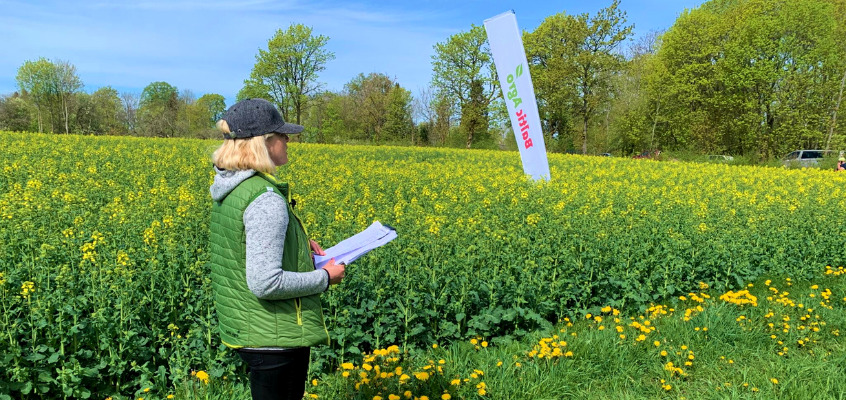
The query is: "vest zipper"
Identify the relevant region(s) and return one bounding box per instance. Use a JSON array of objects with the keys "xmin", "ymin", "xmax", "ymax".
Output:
[{"xmin": 295, "ymin": 298, "xmax": 303, "ymax": 326}]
